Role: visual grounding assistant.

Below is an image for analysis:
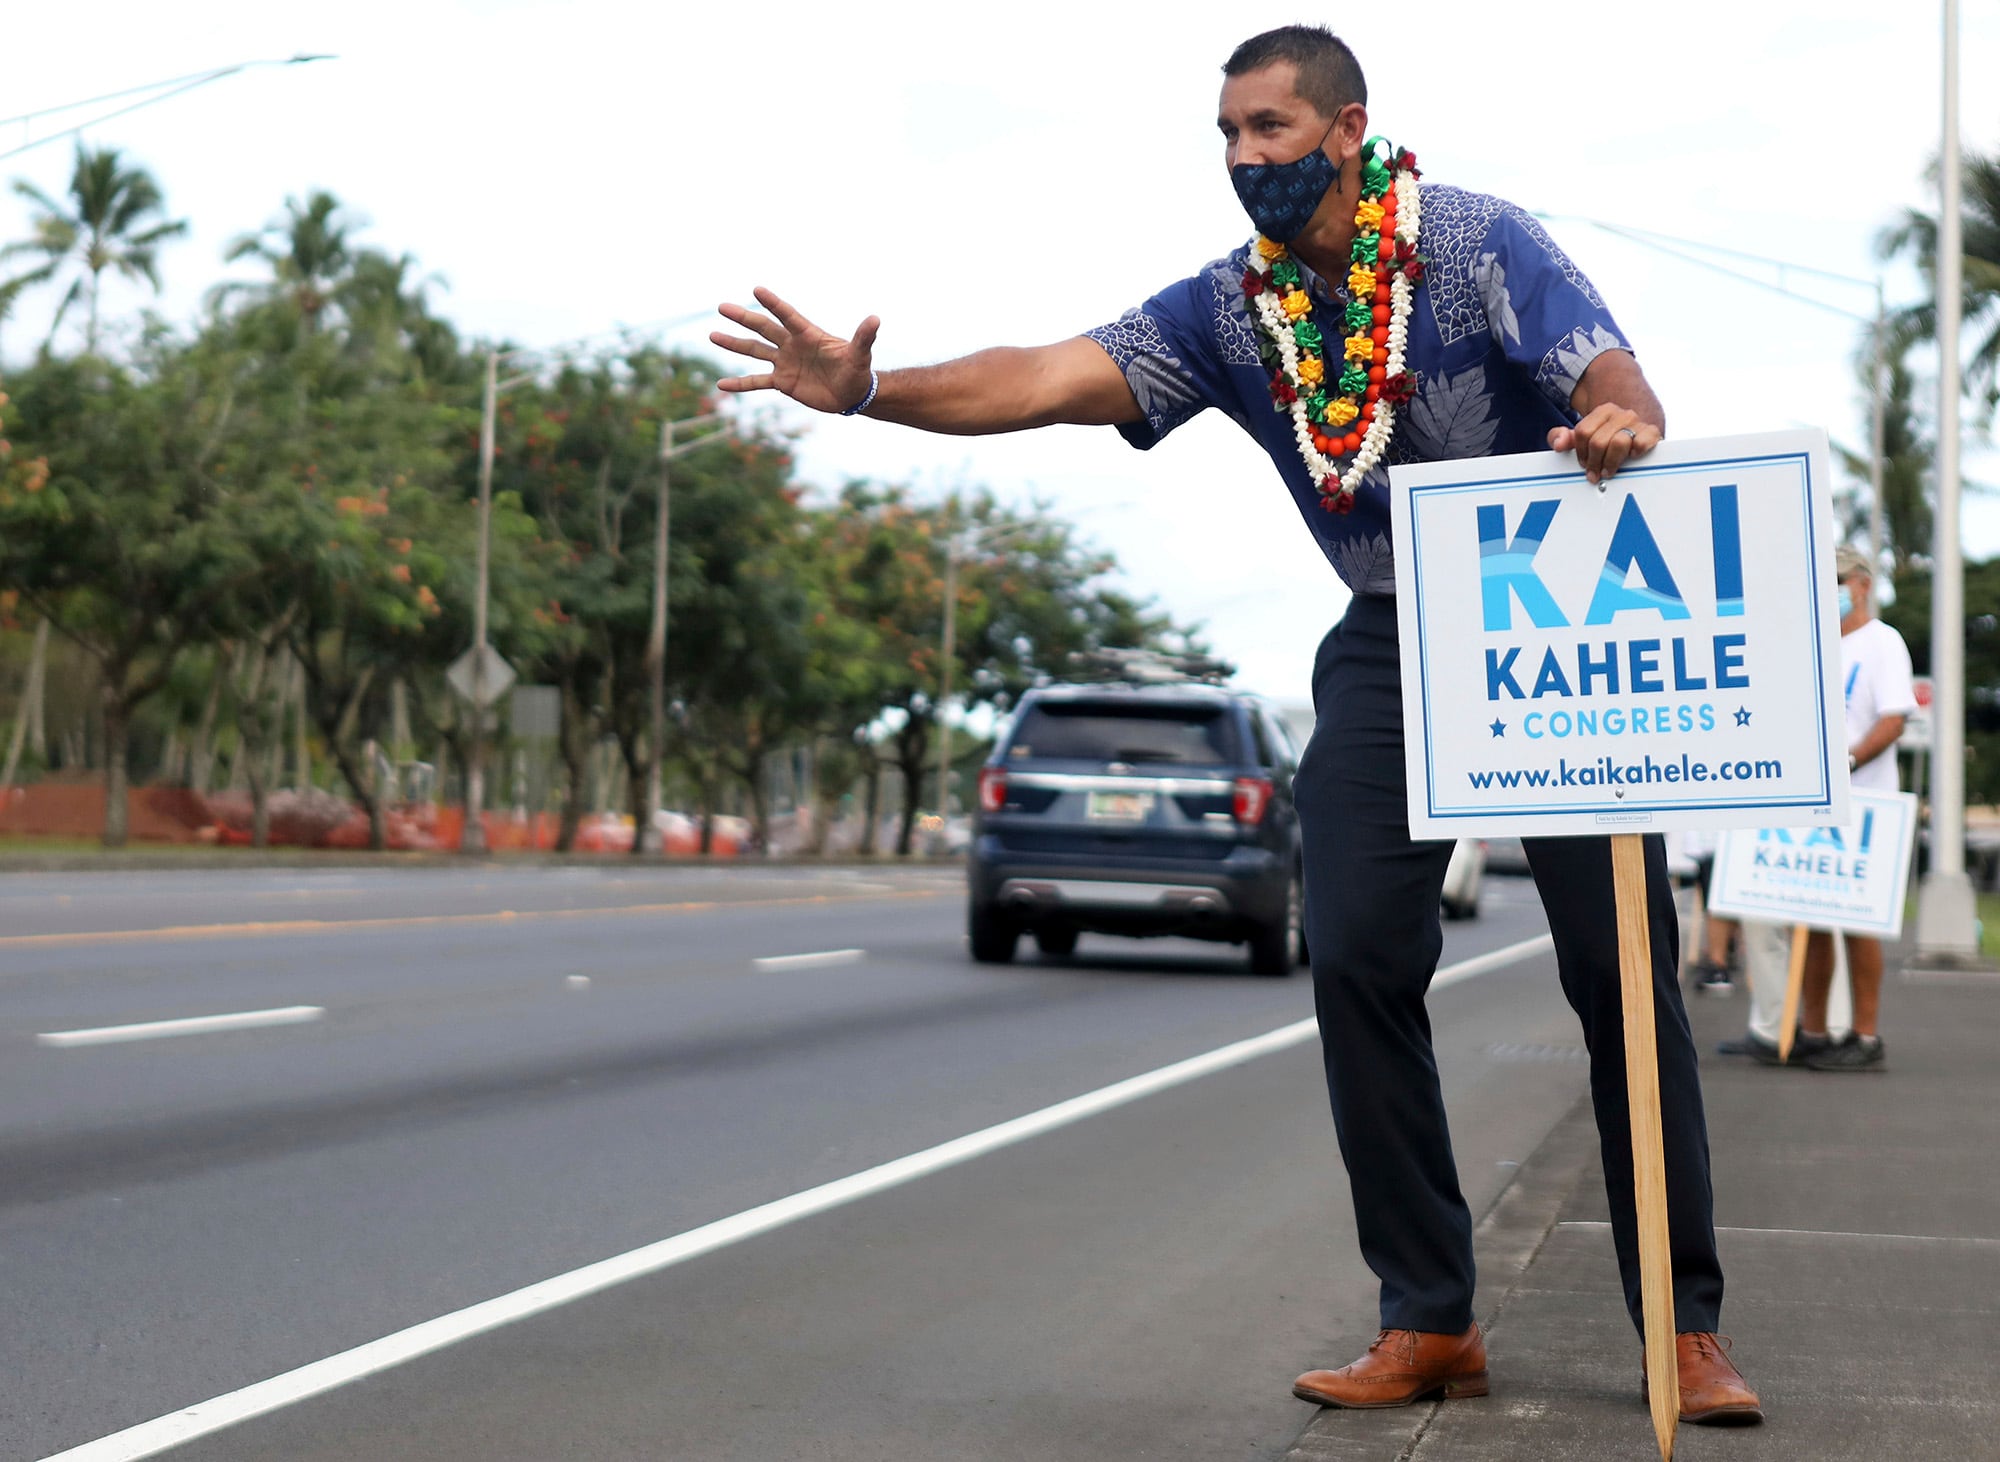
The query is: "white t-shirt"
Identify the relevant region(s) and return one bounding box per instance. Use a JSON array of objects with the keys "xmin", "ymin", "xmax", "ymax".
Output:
[{"xmin": 1842, "ymin": 617, "xmax": 1917, "ymax": 790}]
